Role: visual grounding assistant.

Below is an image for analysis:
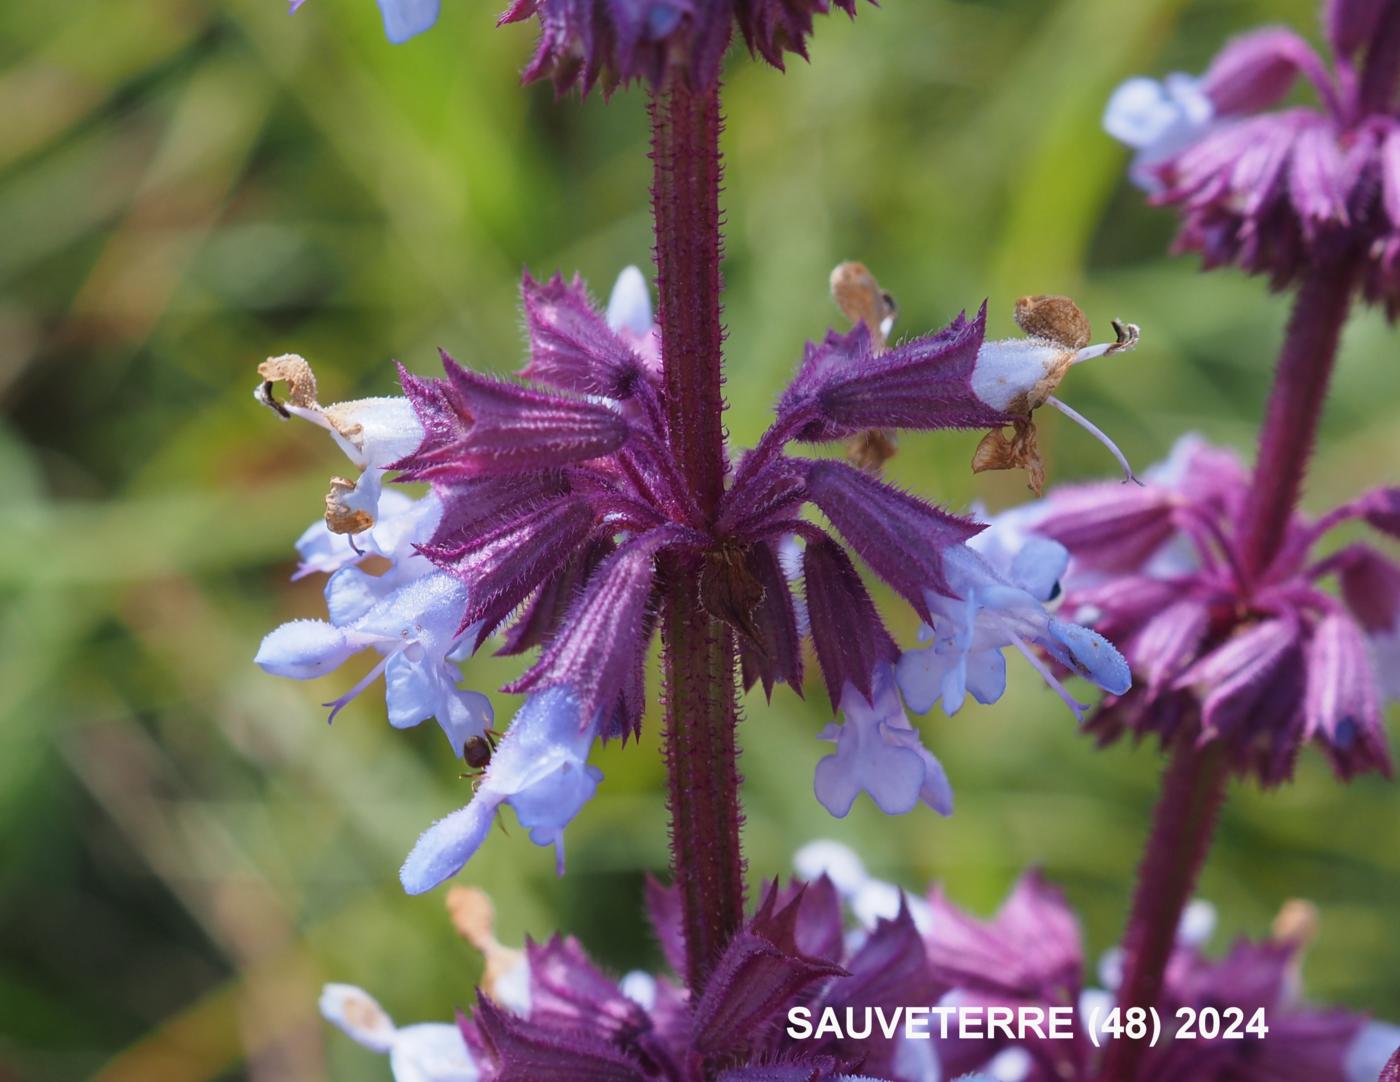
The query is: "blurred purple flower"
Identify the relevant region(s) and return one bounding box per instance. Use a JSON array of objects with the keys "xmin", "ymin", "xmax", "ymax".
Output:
[
  {"xmin": 1104, "ymin": 6, "xmax": 1400, "ymax": 314},
  {"xmin": 444, "ymin": 875, "xmax": 937, "ymax": 1081},
  {"xmin": 801, "ymin": 841, "xmax": 1384, "ymax": 1082},
  {"xmin": 330, "ymin": 841, "xmax": 1396, "ymax": 1082},
  {"xmin": 1028, "ymin": 434, "xmax": 1397, "ymax": 784}
]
